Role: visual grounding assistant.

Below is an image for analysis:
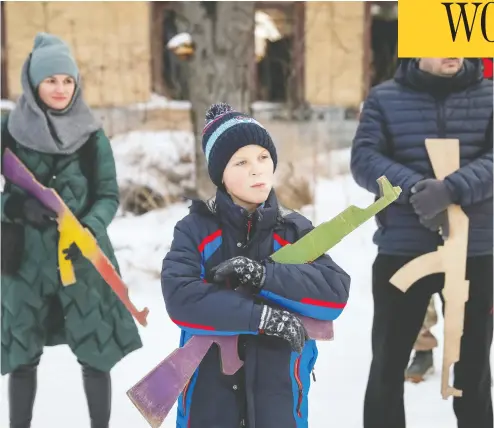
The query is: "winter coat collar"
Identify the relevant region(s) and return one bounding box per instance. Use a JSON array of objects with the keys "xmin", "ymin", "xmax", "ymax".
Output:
[
  {"xmin": 189, "ymin": 188, "xmax": 287, "ymax": 233},
  {"xmin": 394, "ymin": 58, "xmax": 484, "ymax": 97}
]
